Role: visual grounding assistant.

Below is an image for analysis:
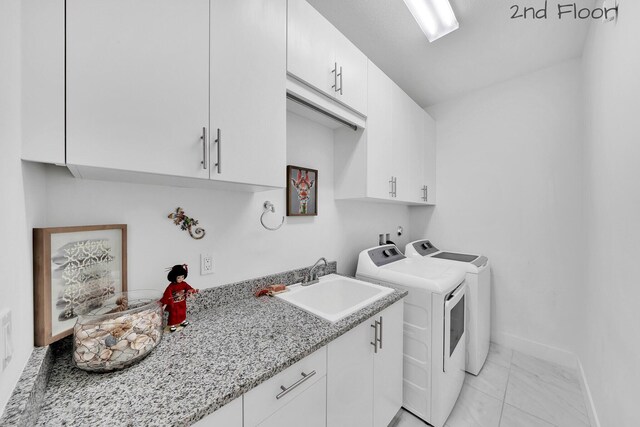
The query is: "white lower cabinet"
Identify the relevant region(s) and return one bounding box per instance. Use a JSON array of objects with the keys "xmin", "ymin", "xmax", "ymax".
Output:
[
  {"xmin": 327, "ymin": 318, "xmax": 375, "ymax": 427},
  {"xmin": 192, "ymin": 397, "xmax": 242, "ymax": 427},
  {"xmin": 244, "ymin": 347, "xmax": 327, "ymax": 427},
  {"xmin": 327, "ymin": 301, "xmax": 404, "ymax": 427},
  {"xmin": 193, "ymin": 303, "xmax": 402, "ymax": 427},
  {"xmin": 373, "ymin": 302, "xmax": 404, "ymax": 427},
  {"xmin": 255, "ymin": 377, "xmax": 326, "ymax": 427}
]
